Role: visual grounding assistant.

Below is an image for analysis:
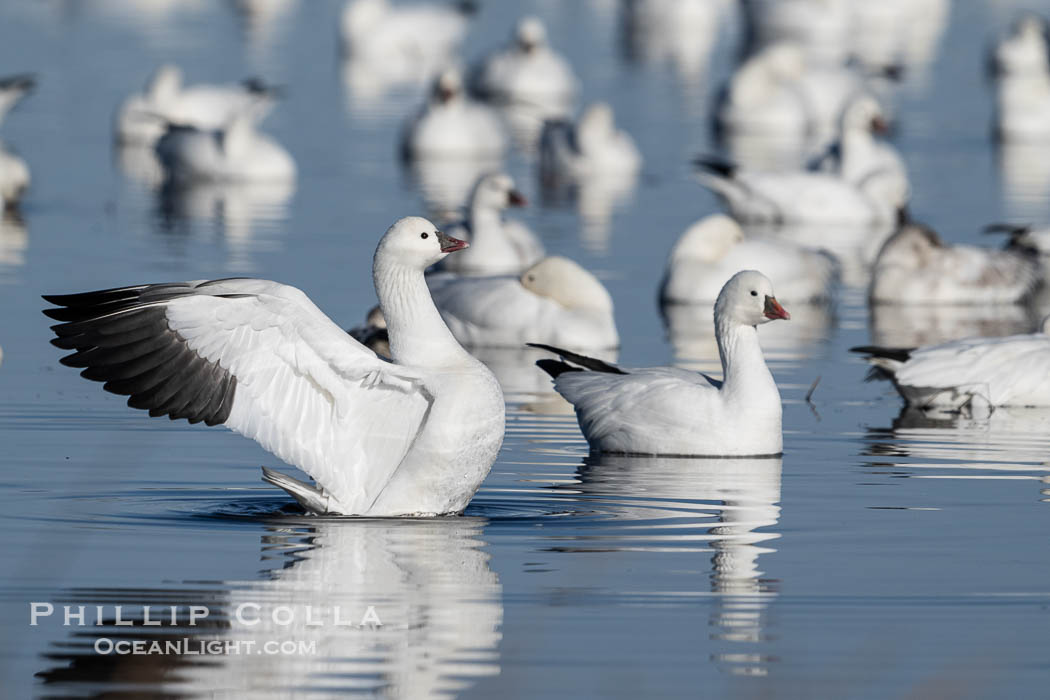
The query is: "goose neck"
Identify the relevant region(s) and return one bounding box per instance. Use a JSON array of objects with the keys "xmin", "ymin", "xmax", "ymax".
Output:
[
  {"xmin": 715, "ymin": 315, "xmax": 775, "ymax": 397},
  {"xmin": 373, "ymin": 258, "xmax": 473, "ymax": 367}
]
